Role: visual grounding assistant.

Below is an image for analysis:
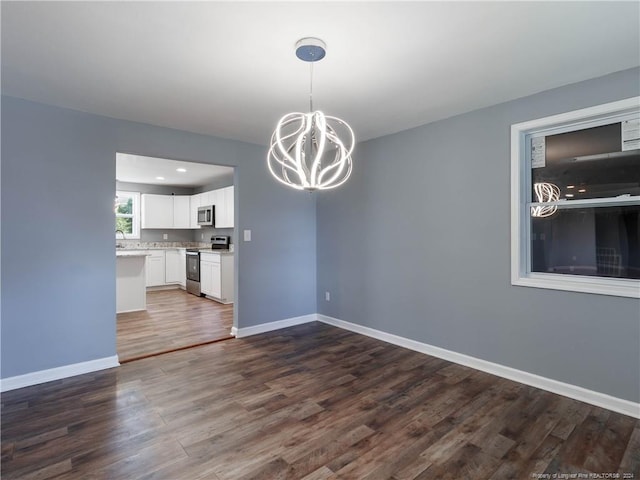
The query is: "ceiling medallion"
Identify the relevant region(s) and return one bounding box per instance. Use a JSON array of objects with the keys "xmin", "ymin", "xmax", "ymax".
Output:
[{"xmin": 267, "ymin": 37, "xmax": 355, "ymax": 191}]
